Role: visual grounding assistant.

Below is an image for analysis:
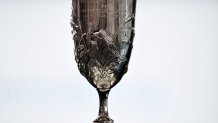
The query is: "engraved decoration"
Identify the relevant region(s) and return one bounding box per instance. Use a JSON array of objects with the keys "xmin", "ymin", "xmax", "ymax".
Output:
[{"xmin": 71, "ymin": 0, "xmax": 136, "ymax": 91}]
